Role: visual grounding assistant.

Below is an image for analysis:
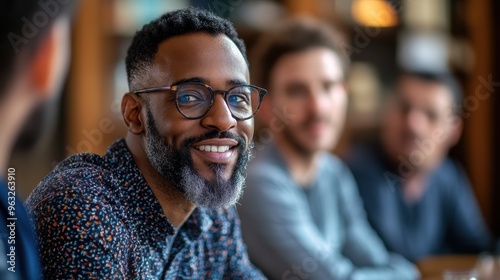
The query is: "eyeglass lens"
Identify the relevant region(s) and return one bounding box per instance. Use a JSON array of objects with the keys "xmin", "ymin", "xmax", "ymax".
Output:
[{"xmin": 176, "ymin": 84, "xmax": 260, "ymax": 119}]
